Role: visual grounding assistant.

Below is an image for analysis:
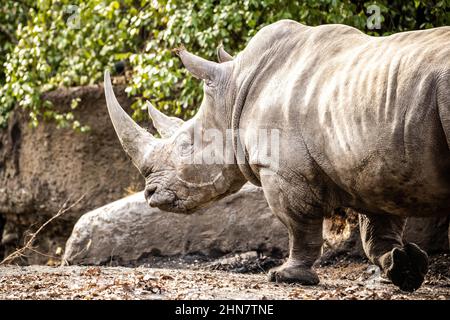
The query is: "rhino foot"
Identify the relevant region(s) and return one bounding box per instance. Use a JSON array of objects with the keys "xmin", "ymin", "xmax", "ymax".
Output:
[
  {"xmin": 385, "ymin": 242, "xmax": 428, "ymax": 292},
  {"xmin": 268, "ymin": 263, "xmax": 319, "ymax": 285}
]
